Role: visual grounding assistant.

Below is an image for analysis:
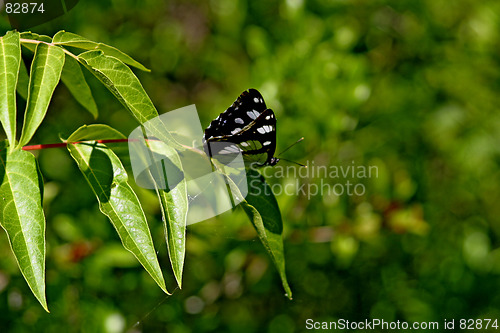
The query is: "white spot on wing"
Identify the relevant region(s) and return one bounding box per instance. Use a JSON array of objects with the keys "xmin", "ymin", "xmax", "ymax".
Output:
[
  {"xmin": 247, "ymin": 110, "xmax": 259, "ymax": 119},
  {"xmin": 263, "ymin": 141, "xmax": 271, "ymax": 146},
  {"xmin": 231, "ymin": 128, "xmax": 241, "ymax": 135},
  {"xmin": 235, "ymin": 118, "xmax": 244, "ymax": 124},
  {"xmin": 240, "ymin": 142, "xmax": 249, "ymax": 147},
  {"xmin": 258, "ymin": 125, "xmax": 272, "ymax": 133},
  {"xmin": 219, "ymin": 145, "xmax": 242, "ymax": 154},
  {"xmin": 246, "ymin": 111, "xmax": 254, "ymax": 119},
  {"xmin": 253, "ymin": 97, "xmax": 259, "ymax": 103}
]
